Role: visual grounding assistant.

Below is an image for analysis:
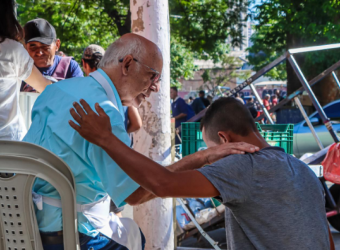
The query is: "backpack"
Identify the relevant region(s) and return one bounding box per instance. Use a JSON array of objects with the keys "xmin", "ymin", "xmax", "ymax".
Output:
[{"xmin": 51, "ymin": 56, "xmax": 72, "ymax": 81}]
